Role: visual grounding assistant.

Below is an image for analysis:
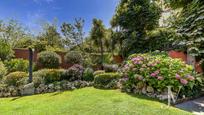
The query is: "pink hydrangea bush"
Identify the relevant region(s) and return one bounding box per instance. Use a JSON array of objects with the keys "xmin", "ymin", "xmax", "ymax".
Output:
[{"xmin": 121, "ymin": 53, "xmax": 203, "ymax": 97}]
